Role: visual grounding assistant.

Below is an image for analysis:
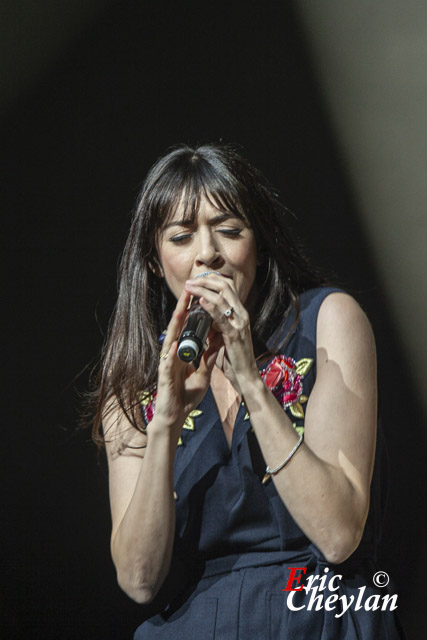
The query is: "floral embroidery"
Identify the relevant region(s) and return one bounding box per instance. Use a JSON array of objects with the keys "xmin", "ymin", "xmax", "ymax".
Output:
[
  {"xmin": 182, "ymin": 409, "xmax": 203, "ymax": 431},
  {"xmin": 140, "ymin": 354, "xmax": 314, "ymax": 444},
  {"xmin": 295, "ymin": 358, "xmax": 314, "ymax": 377},
  {"xmin": 139, "ymin": 389, "xmax": 156, "ymax": 426},
  {"xmin": 260, "ymin": 355, "xmax": 303, "ymax": 409},
  {"xmin": 258, "ymin": 356, "xmax": 312, "ymax": 485},
  {"xmin": 289, "ymin": 394, "xmax": 308, "ymax": 419},
  {"xmin": 139, "ymin": 390, "xmax": 203, "ymax": 446},
  {"xmin": 287, "ymin": 359, "xmax": 313, "ymax": 427},
  {"xmin": 178, "ymin": 409, "xmax": 203, "ymax": 445},
  {"xmin": 255, "ymin": 356, "xmax": 314, "ymax": 433}
]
